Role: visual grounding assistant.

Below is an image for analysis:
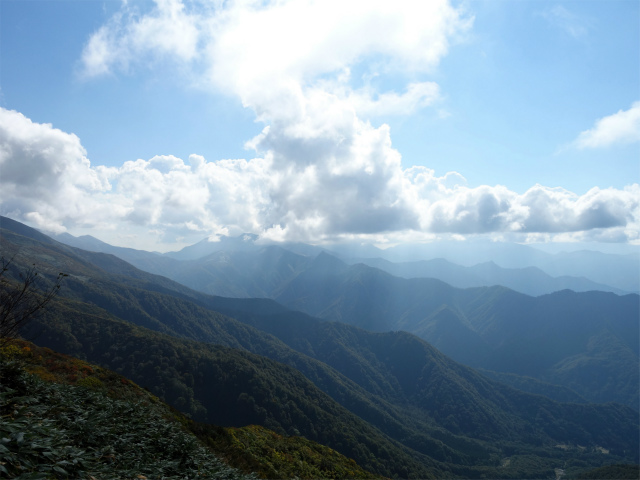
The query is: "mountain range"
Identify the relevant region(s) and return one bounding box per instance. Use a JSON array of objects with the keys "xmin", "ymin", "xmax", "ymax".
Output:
[
  {"xmin": 53, "ymin": 230, "xmax": 638, "ymax": 296},
  {"xmin": 1, "ymin": 216, "xmax": 639, "ymax": 479},
  {"xmin": 49, "ymin": 225, "xmax": 639, "ymax": 408},
  {"xmin": 273, "ymin": 253, "xmax": 639, "ymax": 408},
  {"xmin": 348, "ymin": 256, "xmax": 631, "ymax": 296},
  {"xmin": 369, "ymin": 241, "xmax": 639, "ymax": 294}
]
